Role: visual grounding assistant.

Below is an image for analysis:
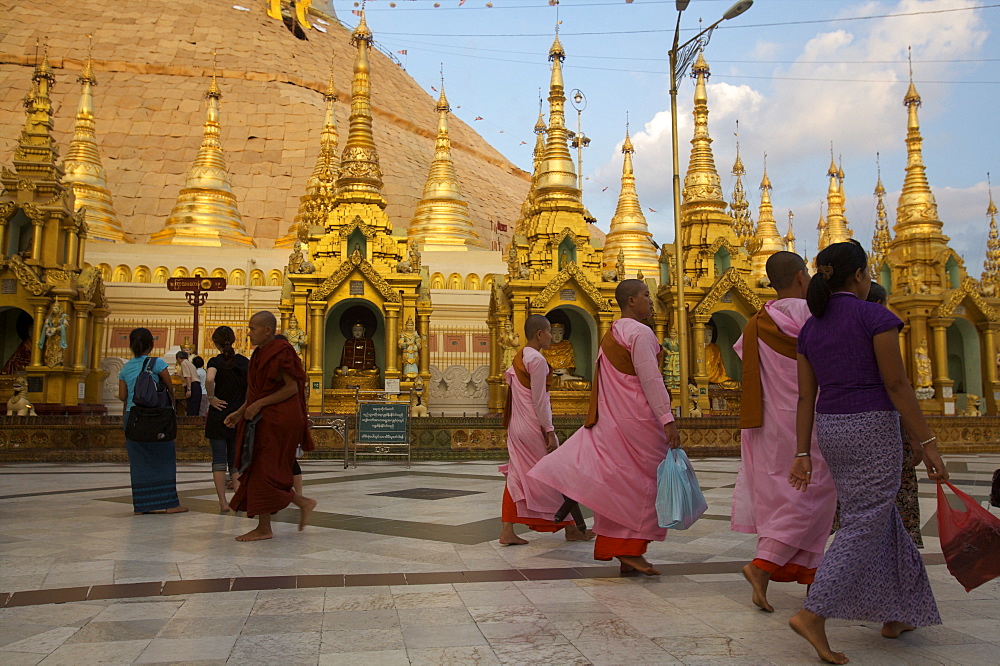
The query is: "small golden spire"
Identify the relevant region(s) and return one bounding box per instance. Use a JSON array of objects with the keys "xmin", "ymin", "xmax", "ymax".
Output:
[
  {"xmin": 869, "ymin": 154, "xmax": 892, "ymax": 276},
  {"xmin": 150, "ymin": 68, "xmax": 255, "ymax": 246},
  {"xmin": 983, "ymin": 174, "xmax": 999, "ymax": 291},
  {"xmin": 63, "ymin": 36, "xmax": 129, "ymax": 243},
  {"xmin": 729, "ymin": 123, "xmax": 753, "ymax": 245},
  {"xmin": 681, "ymin": 51, "xmax": 726, "ymax": 213},
  {"xmin": 532, "ymin": 28, "xmax": 582, "ymax": 209},
  {"xmin": 823, "ymin": 145, "xmax": 851, "ymax": 247},
  {"xmin": 408, "ymin": 71, "xmax": 479, "ymax": 250},
  {"xmin": 604, "ymin": 123, "xmax": 659, "ymax": 278},
  {"xmin": 515, "ymin": 100, "xmax": 547, "ymax": 234},
  {"xmin": 895, "ymin": 48, "xmax": 942, "ymax": 237},
  {"xmin": 748, "ymin": 156, "xmax": 785, "ymax": 279},
  {"xmin": 276, "ymin": 61, "xmax": 341, "ymax": 248},
  {"xmin": 12, "ymin": 44, "xmax": 60, "ymax": 175},
  {"xmin": 336, "ymin": 9, "xmax": 385, "ymax": 206},
  {"xmin": 784, "ymin": 210, "xmax": 796, "ymax": 253},
  {"xmin": 816, "ymin": 201, "xmax": 828, "ymax": 252}
]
